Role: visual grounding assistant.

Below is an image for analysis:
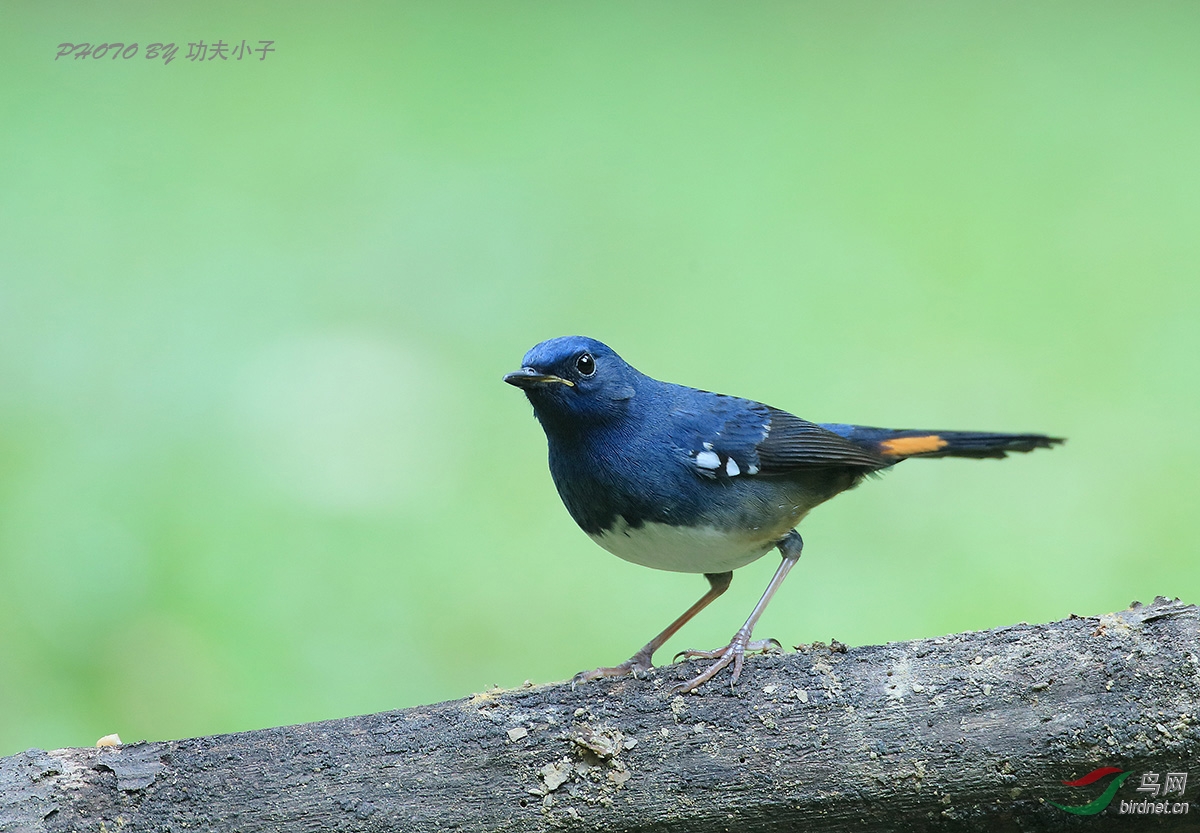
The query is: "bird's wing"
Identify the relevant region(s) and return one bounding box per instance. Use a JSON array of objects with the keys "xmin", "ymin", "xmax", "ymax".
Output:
[
  {"xmin": 755, "ymin": 407, "xmax": 890, "ymax": 472},
  {"xmin": 675, "ymin": 396, "xmax": 887, "ymax": 480}
]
